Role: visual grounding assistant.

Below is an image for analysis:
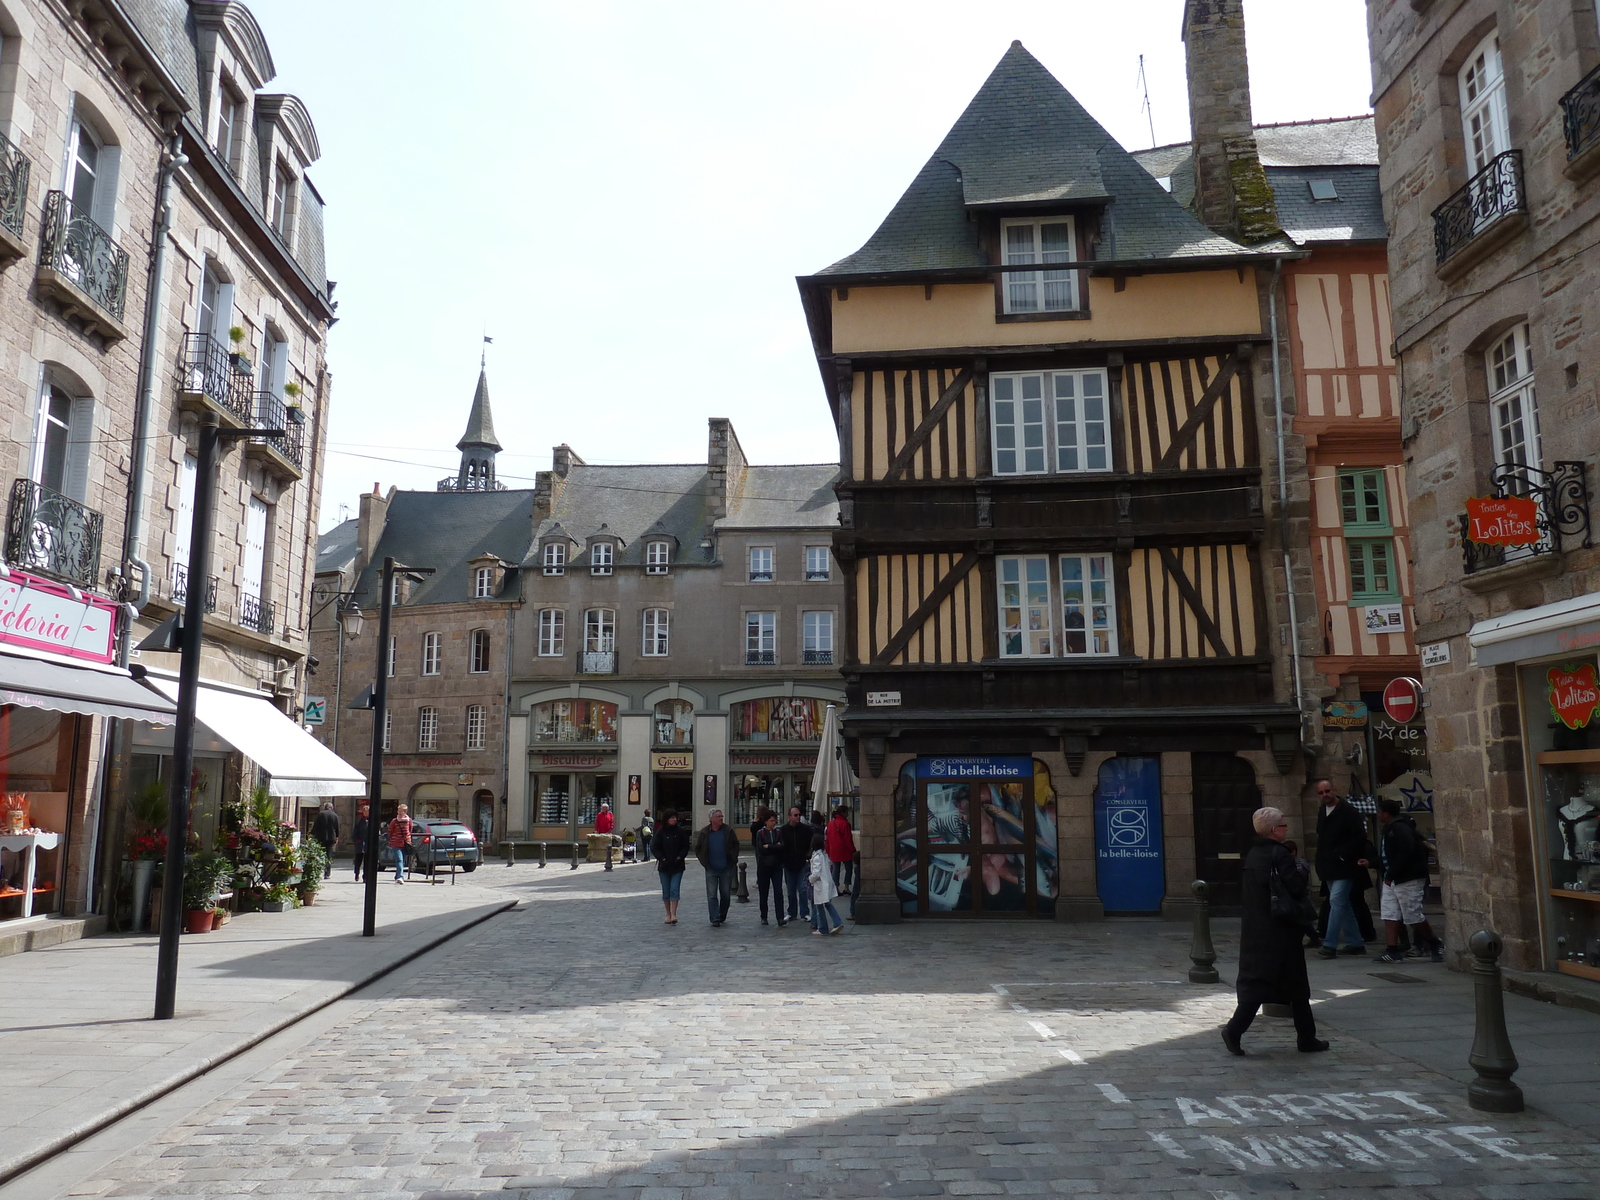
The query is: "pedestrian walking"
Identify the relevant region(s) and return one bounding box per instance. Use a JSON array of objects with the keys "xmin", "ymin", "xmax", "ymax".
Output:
[
  {"xmin": 1222, "ymin": 807, "xmax": 1328, "ymax": 1056},
  {"xmin": 755, "ymin": 811, "xmax": 787, "ymax": 926},
  {"xmin": 351, "ymin": 804, "xmax": 370, "ymax": 883},
  {"xmin": 652, "ymin": 810, "xmax": 690, "ymax": 925},
  {"xmin": 310, "ymin": 800, "xmax": 339, "ymax": 879},
  {"xmin": 1374, "ymin": 797, "xmax": 1444, "ymax": 964},
  {"xmin": 1313, "ymin": 777, "xmax": 1369, "ymax": 958},
  {"xmin": 694, "ymin": 808, "xmax": 741, "ymax": 927},
  {"xmin": 825, "ymin": 807, "xmax": 856, "ymax": 894},
  {"xmin": 638, "ymin": 809, "xmax": 654, "ymax": 862},
  {"xmin": 750, "ymin": 805, "xmax": 773, "ymax": 850},
  {"xmin": 778, "ymin": 806, "xmax": 812, "ymax": 924},
  {"xmin": 809, "ymin": 833, "xmax": 844, "ymax": 935},
  {"xmin": 387, "ymin": 804, "xmax": 414, "ymax": 884}
]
